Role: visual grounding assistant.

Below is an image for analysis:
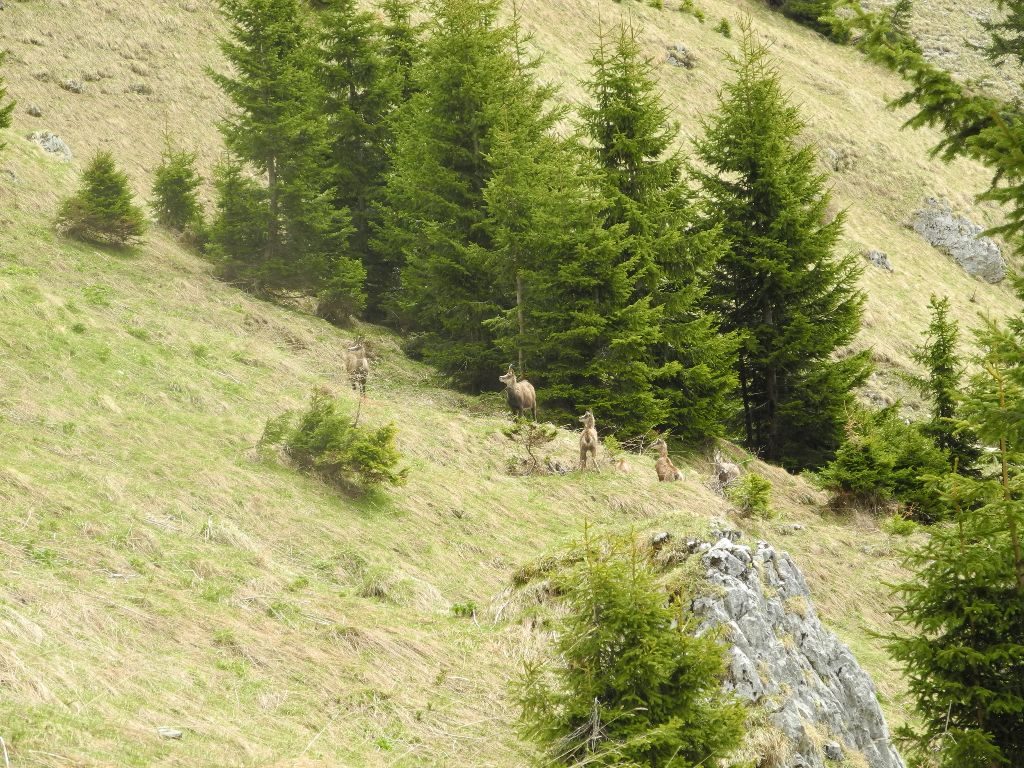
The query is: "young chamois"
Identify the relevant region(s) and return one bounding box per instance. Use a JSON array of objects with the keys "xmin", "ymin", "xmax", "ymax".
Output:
[
  {"xmin": 498, "ymin": 365, "xmax": 537, "ymax": 421},
  {"xmin": 578, "ymin": 410, "xmax": 600, "ymax": 471},
  {"xmin": 344, "ymin": 340, "xmax": 369, "ymax": 397},
  {"xmin": 713, "ymin": 449, "xmax": 741, "ymax": 487},
  {"xmin": 651, "ymin": 438, "xmax": 682, "ymax": 482}
]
